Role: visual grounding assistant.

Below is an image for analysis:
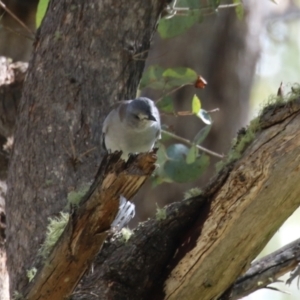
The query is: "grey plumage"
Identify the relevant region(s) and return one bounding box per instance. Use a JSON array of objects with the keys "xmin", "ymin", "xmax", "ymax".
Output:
[{"xmin": 102, "ymin": 97, "xmax": 161, "ymax": 159}]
